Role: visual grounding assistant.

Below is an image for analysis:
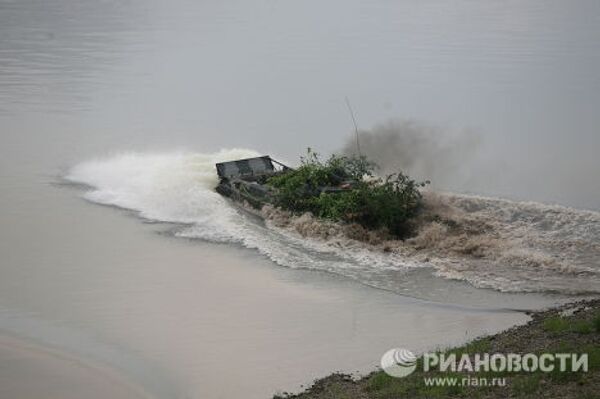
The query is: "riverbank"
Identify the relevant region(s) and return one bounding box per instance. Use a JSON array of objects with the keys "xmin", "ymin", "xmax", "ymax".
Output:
[{"xmin": 275, "ymin": 299, "xmax": 600, "ymax": 399}]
